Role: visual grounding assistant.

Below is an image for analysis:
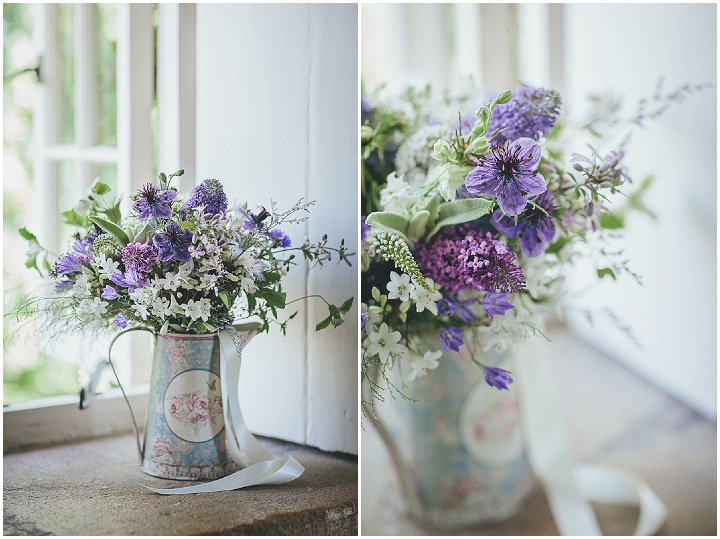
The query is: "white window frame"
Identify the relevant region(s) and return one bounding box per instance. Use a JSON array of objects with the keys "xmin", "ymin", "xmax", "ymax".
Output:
[{"xmin": 3, "ymin": 3, "xmax": 177, "ymax": 451}]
